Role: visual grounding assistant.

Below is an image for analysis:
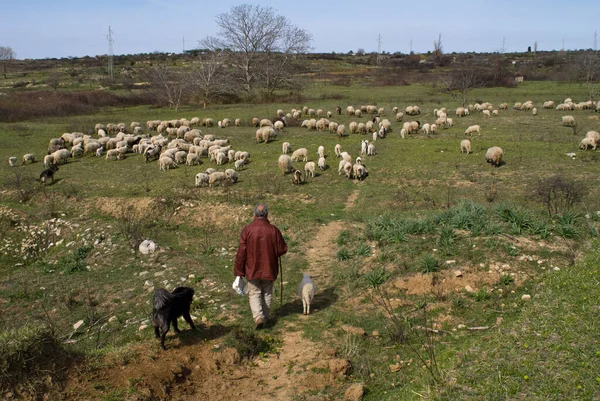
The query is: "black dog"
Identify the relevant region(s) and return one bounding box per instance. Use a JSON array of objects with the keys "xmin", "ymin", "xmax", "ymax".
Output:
[
  {"xmin": 38, "ymin": 164, "xmax": 59, "ymax": 186},
  {"xmin": 152, "ymin": 287, "xmax": 196, "ymax": 350}
]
